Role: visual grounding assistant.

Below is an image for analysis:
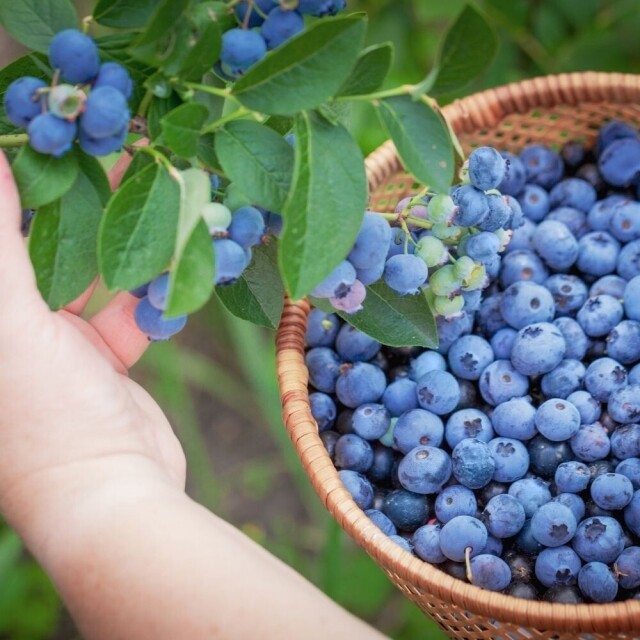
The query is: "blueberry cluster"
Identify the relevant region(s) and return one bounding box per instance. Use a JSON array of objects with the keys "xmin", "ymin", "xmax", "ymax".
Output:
[
  {"xmin": 306, "ymin": 121, "xmax": 640, "ymax": 604},
  {"xmin": 132, "ymin": 178, "xmax": 282, "ymax": 340},
  {"xmin": 312, "ymin": 146, "xmax": 520, "ymax": 315},
  {"xmin": 218, "ymin": 0, "xmax": 347, "ymax": 77},
  {"xmin": 4, "ymin": 29, "xmax": 132, "ymax": 157}
]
